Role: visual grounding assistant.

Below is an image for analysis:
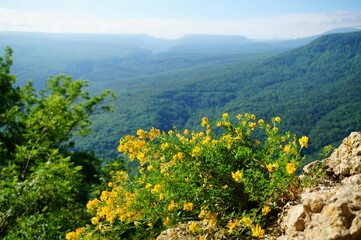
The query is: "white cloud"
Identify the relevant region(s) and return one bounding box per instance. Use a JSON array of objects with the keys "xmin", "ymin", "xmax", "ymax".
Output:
[{"xmin": 0, "ymin": 8, "xmax": 360, "ymax": 39}]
